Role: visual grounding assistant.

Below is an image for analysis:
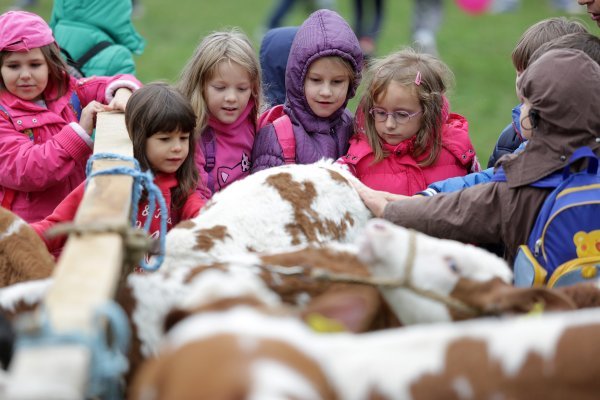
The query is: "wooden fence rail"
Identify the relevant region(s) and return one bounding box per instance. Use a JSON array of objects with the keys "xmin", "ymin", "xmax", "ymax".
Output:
[{"xmin": 6, "ymin": 112, "xmax": 134, "ymax": 399}]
